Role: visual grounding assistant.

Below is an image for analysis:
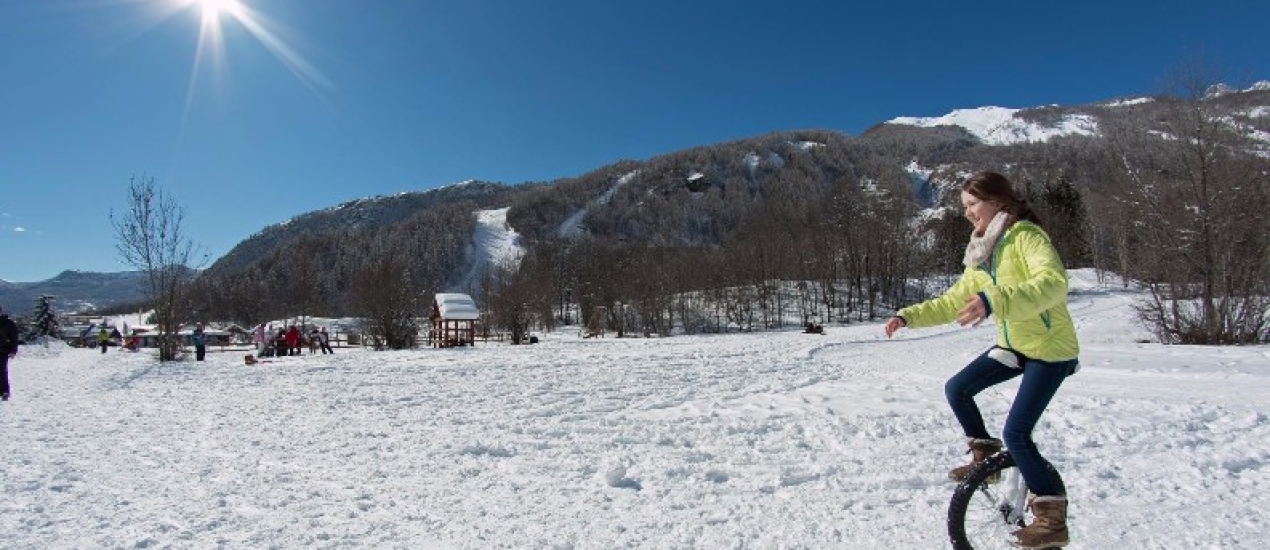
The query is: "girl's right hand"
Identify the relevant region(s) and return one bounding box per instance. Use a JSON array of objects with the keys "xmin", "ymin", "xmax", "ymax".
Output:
[{"xmin": 883, "ymin": 316, "xmax": 905, "ymax": 338}]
